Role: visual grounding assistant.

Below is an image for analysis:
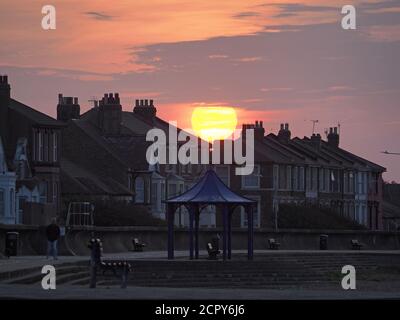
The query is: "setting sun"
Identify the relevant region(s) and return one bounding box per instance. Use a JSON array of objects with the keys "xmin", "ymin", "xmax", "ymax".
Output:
[{"xmin": 191, "ymin": 106, "xmax": 238, "ymax": 142}]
